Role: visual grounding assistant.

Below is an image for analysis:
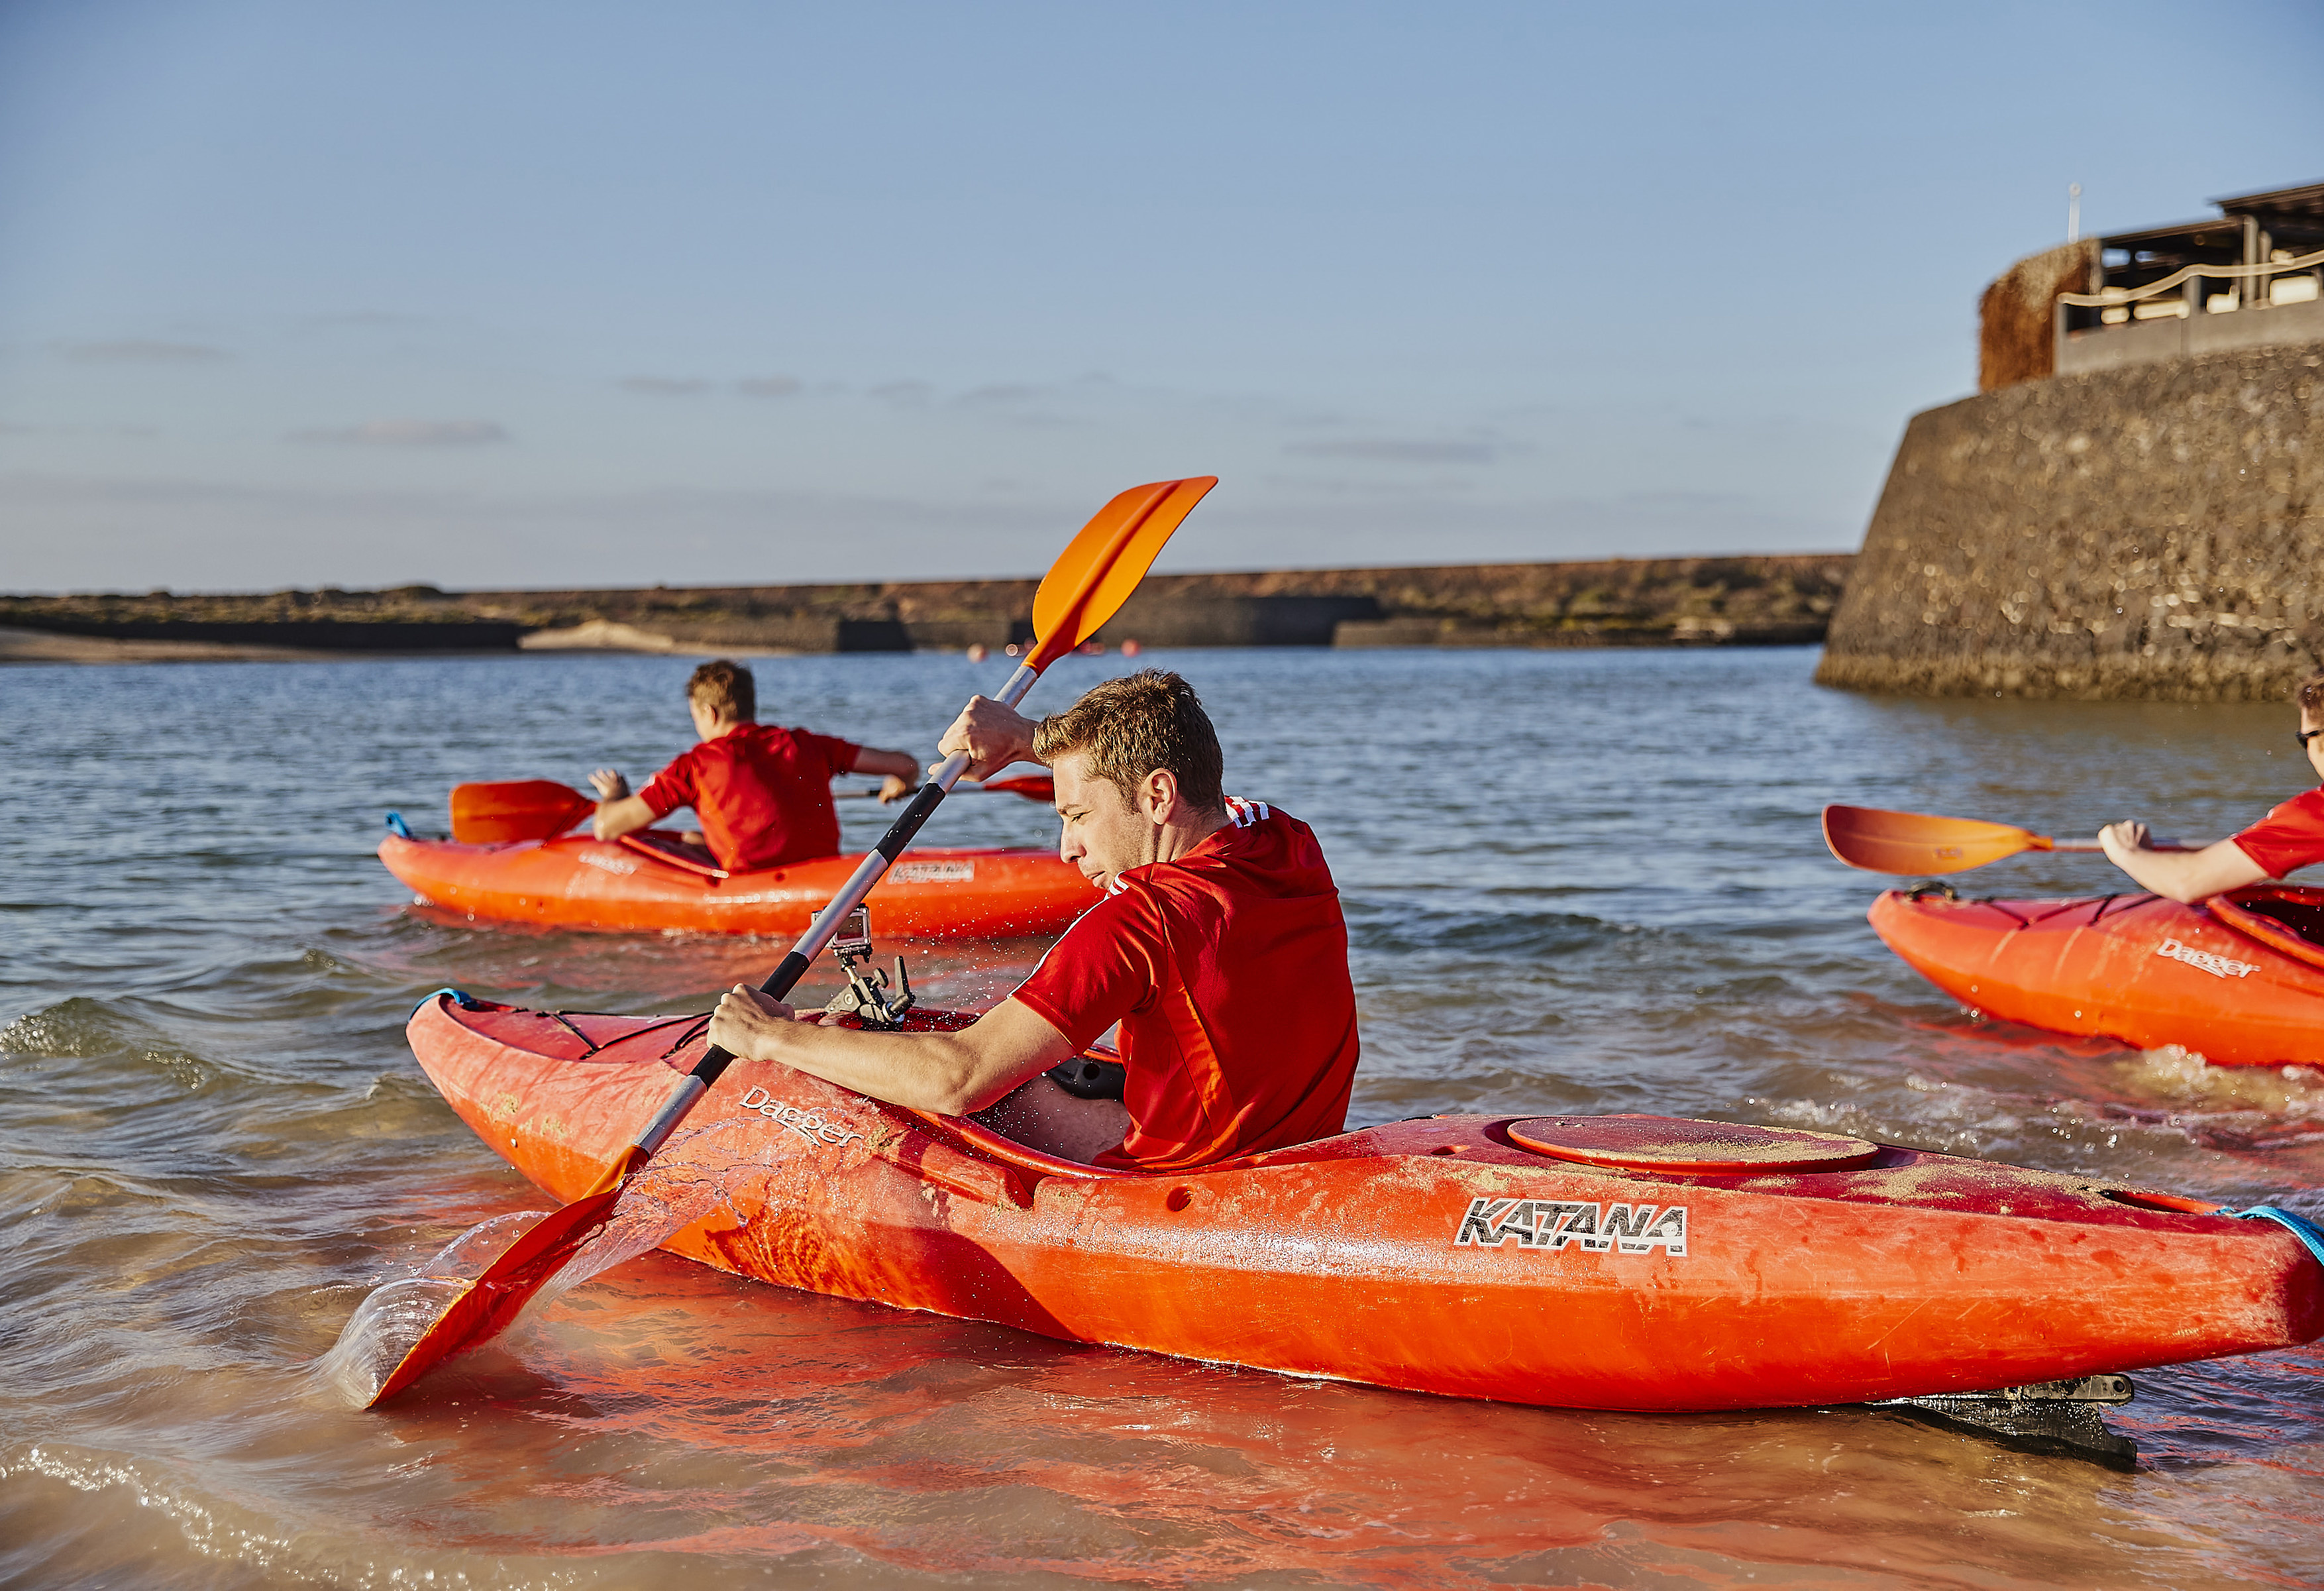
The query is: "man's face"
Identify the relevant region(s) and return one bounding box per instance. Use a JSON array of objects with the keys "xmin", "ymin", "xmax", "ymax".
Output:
[
  {"xmin": 2303, "ymin": 708, "xmax": 2324, "ymax": 783},
  {"xmin": 1051, "ymin": 751, "xmax": 1153, "ymax": 889}
]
